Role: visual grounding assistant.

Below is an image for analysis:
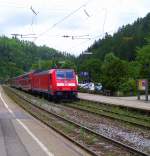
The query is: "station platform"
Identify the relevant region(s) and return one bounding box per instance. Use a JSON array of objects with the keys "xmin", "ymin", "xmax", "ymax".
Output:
[
  {"xmin": 0, "ymin": 86, "xmax": 91, "ymax": 156},
  {"xmin": 78, "ymin": 92, "xmax": 150, "ymax": 111}
]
